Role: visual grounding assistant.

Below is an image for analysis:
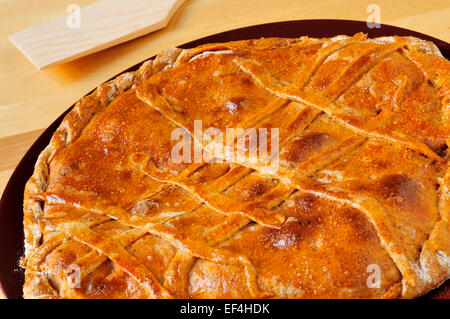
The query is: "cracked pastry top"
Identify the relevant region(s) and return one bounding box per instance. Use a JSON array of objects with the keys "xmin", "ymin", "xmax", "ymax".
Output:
[{"xmin": 22, "ymin": 33, "xmax": 449, "ymax": 299}]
